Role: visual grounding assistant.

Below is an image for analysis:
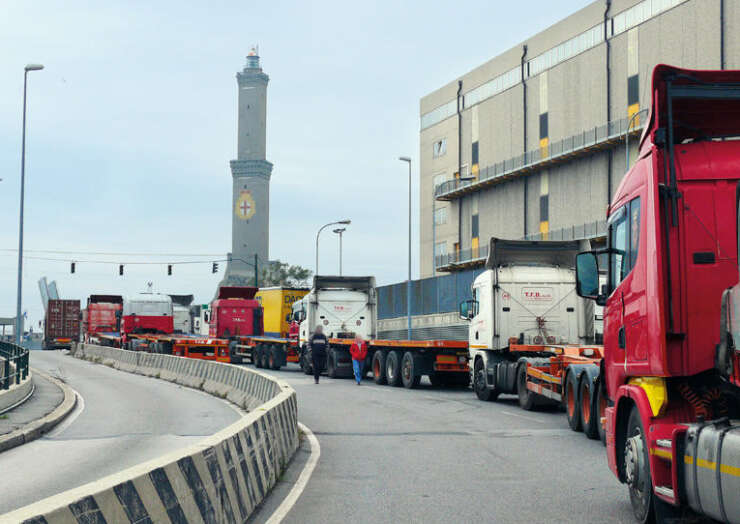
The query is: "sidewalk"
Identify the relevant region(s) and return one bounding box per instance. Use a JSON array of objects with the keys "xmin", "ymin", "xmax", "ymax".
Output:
[
  {"xmin": 0, "ymin": 373, "xmax": 62, "ymax": 437},
  {"xmin": 0, "ymin": 369, "xmax": 76, "ymax": 453}
]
